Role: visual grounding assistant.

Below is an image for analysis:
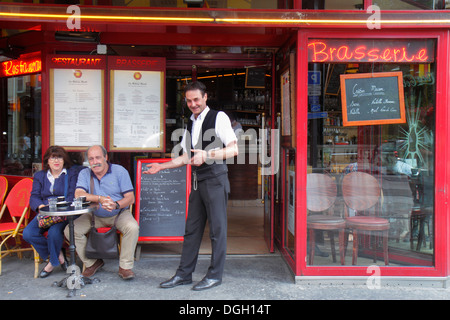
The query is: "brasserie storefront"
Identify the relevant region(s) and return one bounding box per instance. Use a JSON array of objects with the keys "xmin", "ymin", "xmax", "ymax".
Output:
[{"xmin": 1, "ymin": 1, "xmax": 450, "ymax": 285}]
